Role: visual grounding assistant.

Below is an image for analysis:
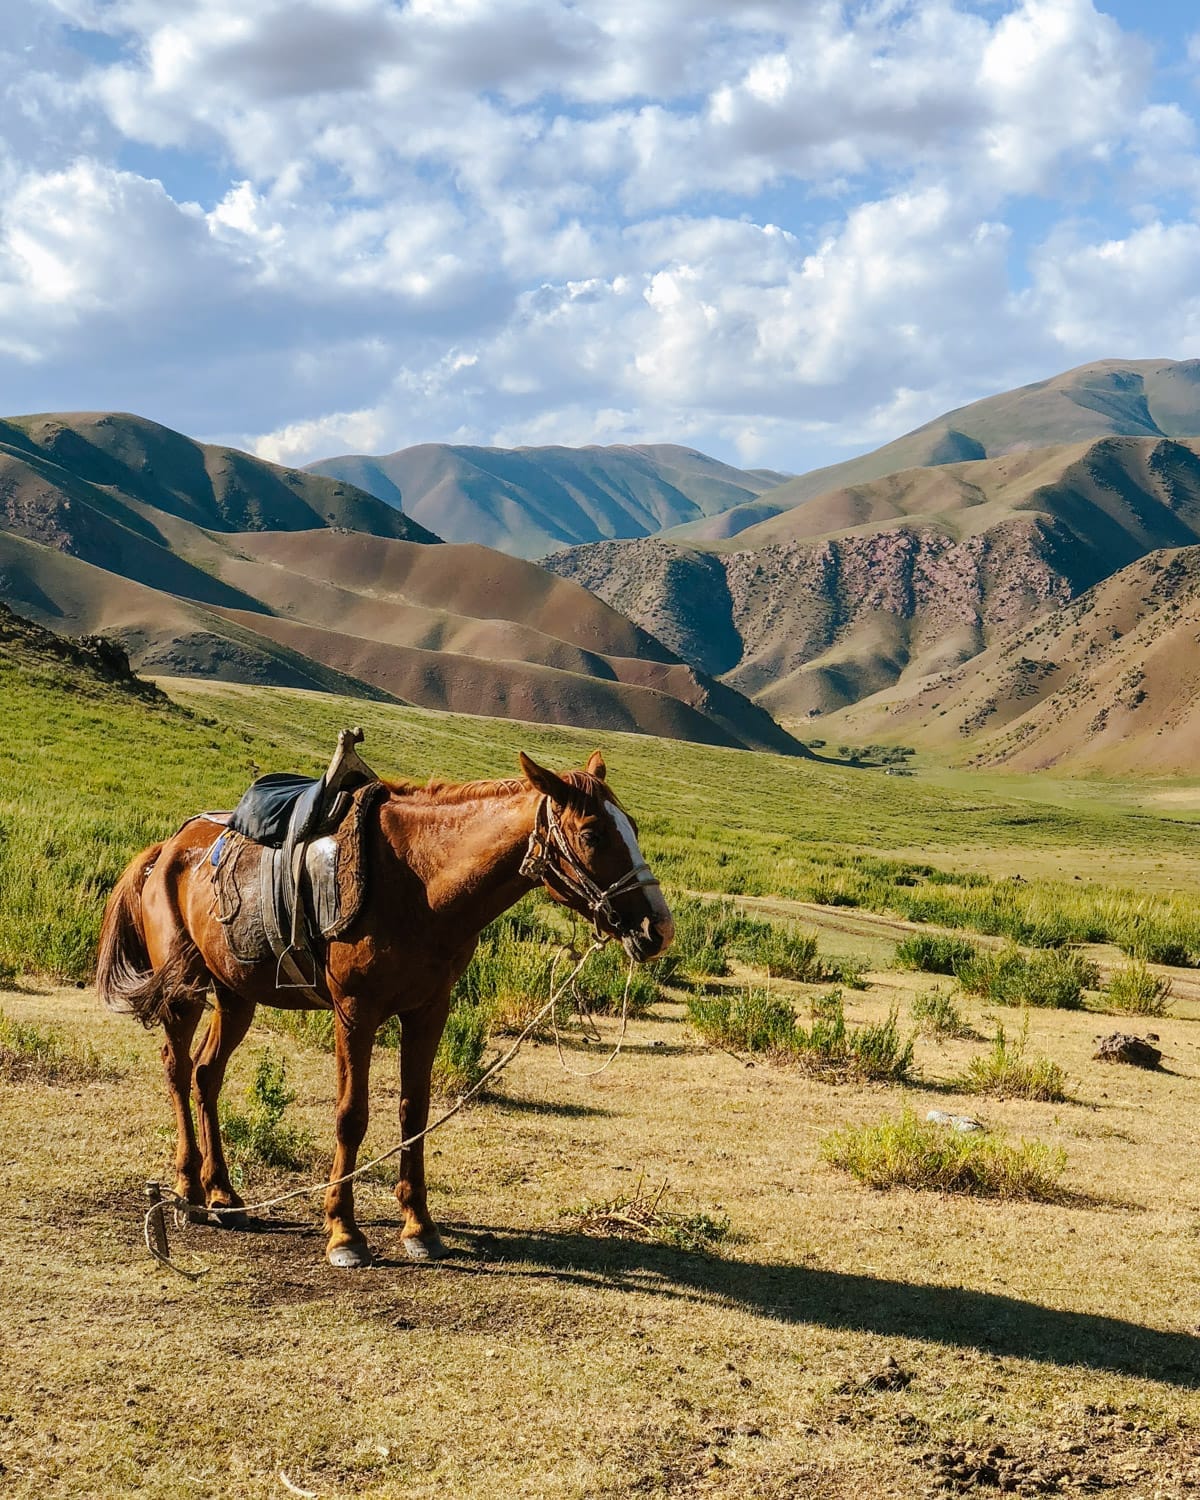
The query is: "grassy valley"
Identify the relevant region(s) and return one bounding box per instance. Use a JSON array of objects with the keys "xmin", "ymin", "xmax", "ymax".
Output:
[{"xmin": 2, "ymin": 633, "xmax": 1200, "ymax": 1495}]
